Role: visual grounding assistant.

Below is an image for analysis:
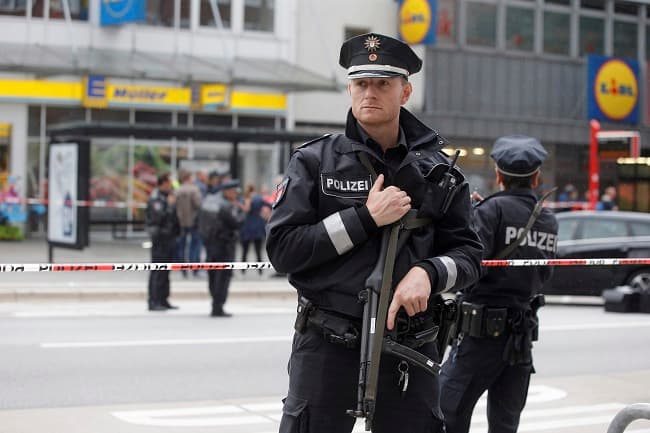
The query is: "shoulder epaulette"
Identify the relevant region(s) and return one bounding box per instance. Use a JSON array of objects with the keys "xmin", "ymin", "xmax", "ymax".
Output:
[{"xmin": 296, "ymin": 134, "xmax": 332, "ymax": 149}]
